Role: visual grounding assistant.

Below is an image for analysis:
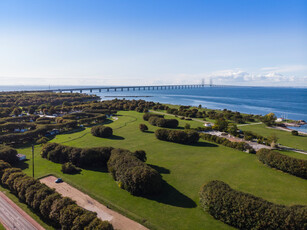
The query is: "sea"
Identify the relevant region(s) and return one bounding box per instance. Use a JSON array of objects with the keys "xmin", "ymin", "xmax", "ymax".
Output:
[{"xmin": 1, "ymin": 85, "xmax": 306, "ymax": 132}]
